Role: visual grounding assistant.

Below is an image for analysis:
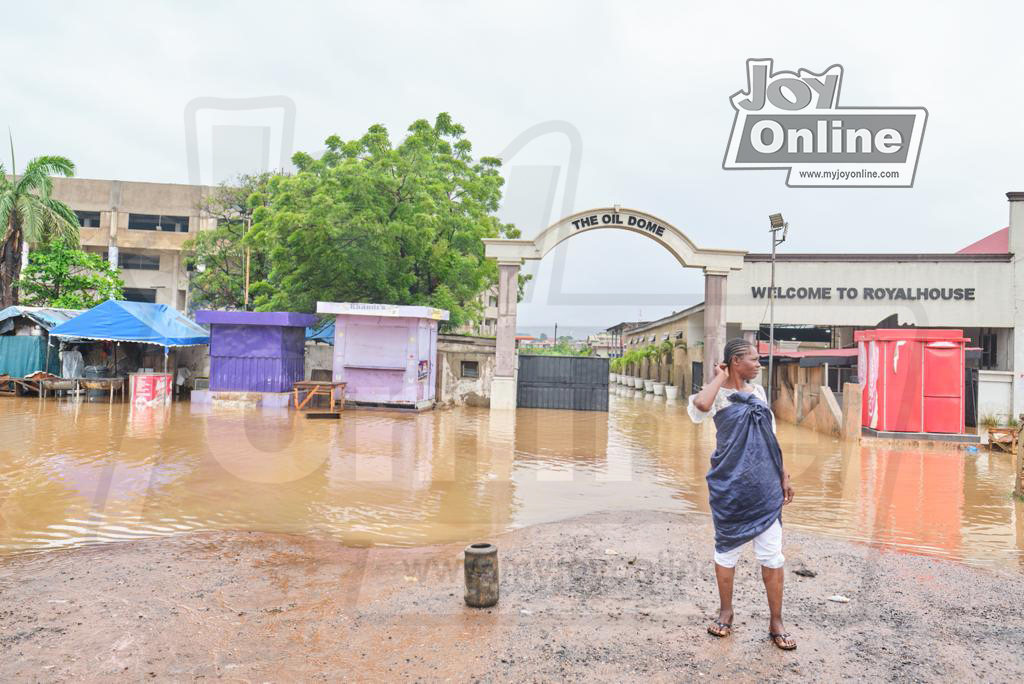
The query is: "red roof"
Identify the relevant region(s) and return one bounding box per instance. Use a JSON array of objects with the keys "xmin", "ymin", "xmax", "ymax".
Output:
[
  {"xmin": 756, "ymin": 341, "xmax": 857, "ymax": 358},
  {"xmin": 854, "ymin": 328, "xmax": 966, "ymax": 343},
  {"xmin": 958, "ymin": 226, "xmax": 1008, "ymax": 254}
]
